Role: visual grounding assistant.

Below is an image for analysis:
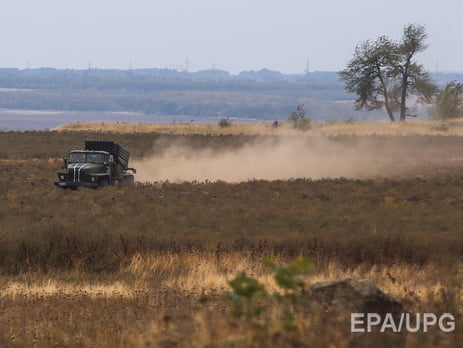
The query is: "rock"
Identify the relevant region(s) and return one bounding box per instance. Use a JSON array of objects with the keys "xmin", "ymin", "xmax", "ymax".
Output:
[
  {"xmin": 310, "ymin": 278, "xmax": 405, "ymax": 348},
  {"xmin": 310, "ymin": 278, "xmax": 403, "ymax": 315}
]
